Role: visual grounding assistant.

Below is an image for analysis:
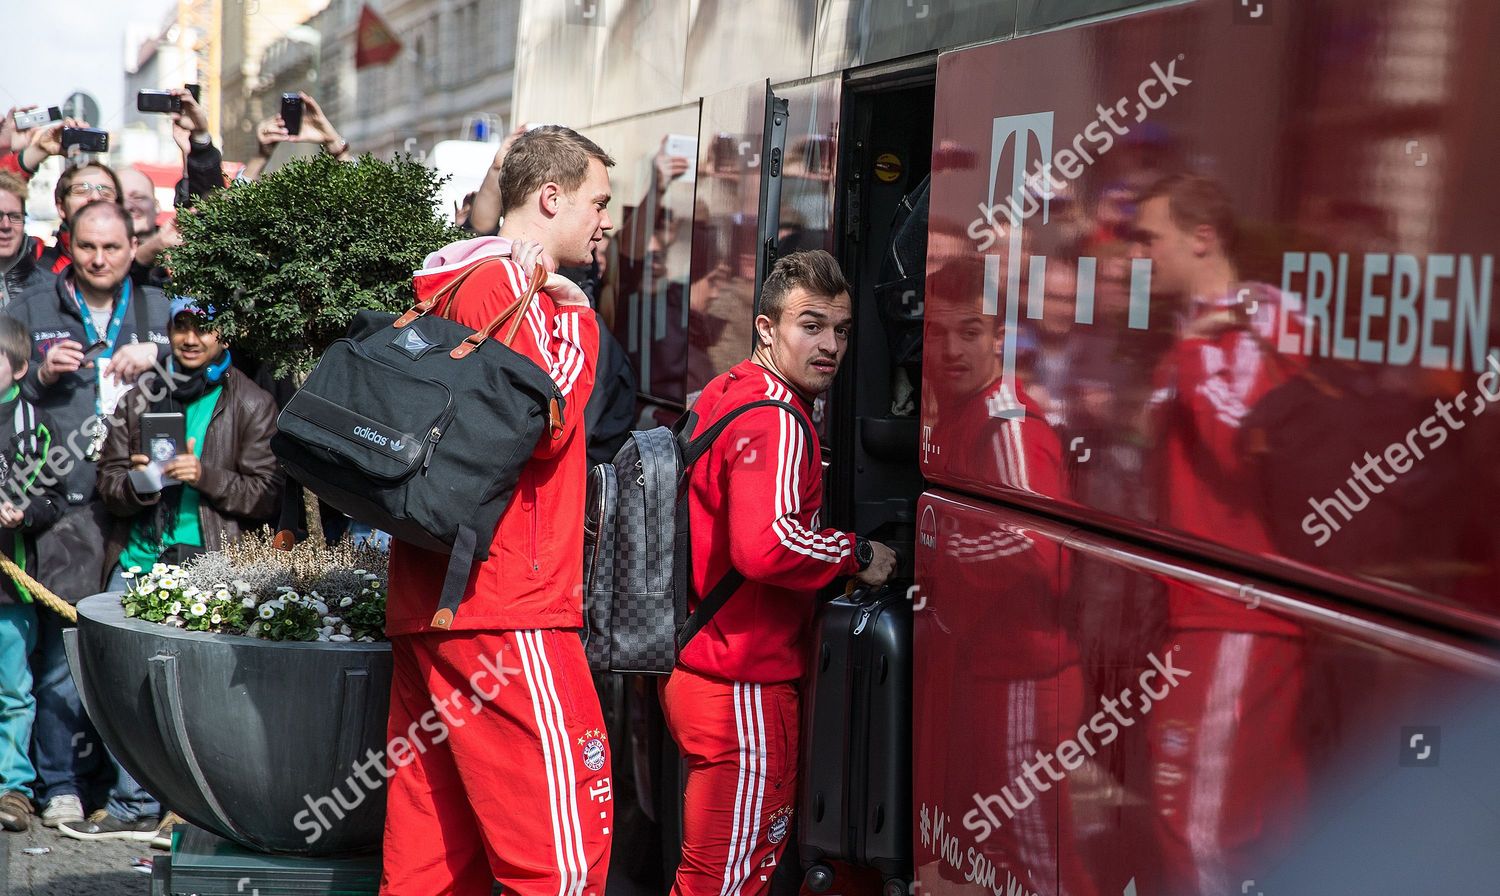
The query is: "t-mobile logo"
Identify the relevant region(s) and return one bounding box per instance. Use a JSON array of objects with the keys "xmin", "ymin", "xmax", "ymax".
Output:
[{"xmin": 980, "ymin": 112, "xmax": 1155, "ymax": 418}]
